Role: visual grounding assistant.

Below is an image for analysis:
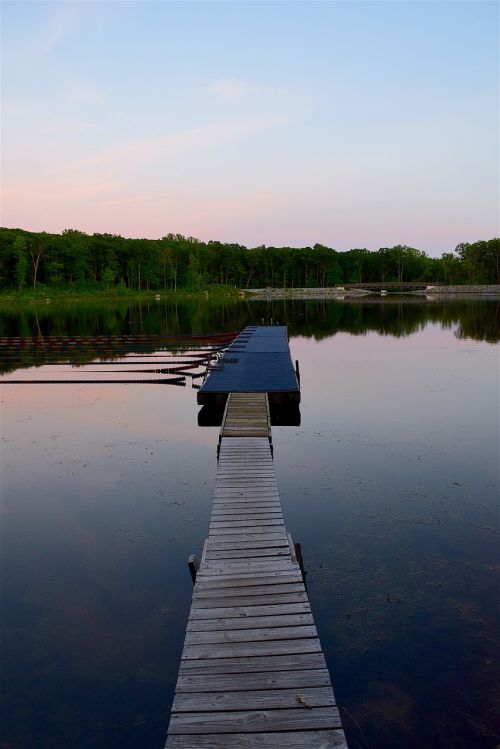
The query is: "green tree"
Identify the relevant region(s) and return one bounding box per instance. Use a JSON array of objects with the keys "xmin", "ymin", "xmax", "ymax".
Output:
[
  {"xmin": 13, "ymin": 236, "xmax": 28, "ymax": 290},
  {"xmin": 102, "ymin": 266, "xmax": 115, "ymax": 290}
]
